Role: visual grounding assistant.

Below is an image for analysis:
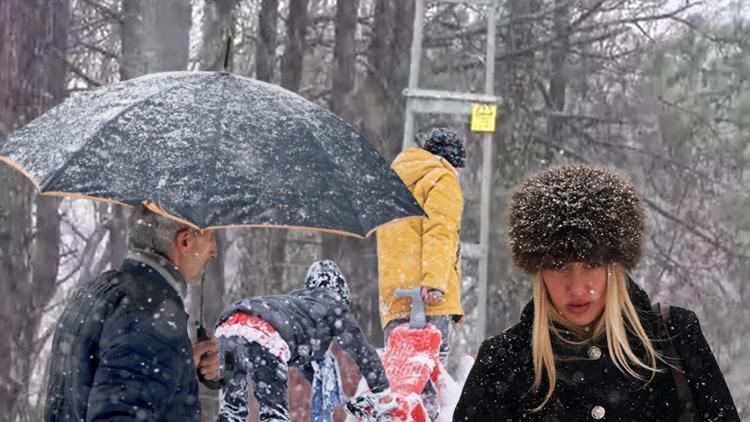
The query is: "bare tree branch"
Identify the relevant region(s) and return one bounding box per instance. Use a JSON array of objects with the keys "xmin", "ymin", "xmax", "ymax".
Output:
[
  {"xmin": 80, "ymin": 0, "xmax": 122, "ymax": 24},
  {"xmin": 644, "ymin": 196, "xmax": 750, "ymax": 261},
  {"xmin": 63, "ymin": 57, "xmax": 102, "ymax": 87},
  {"xmin": 77, "ymin": 40, "xmax": 118, "ymax": 59},
  {"xmin": 574, "ymin": 3, "xmax": 703, "ymax": 33}
]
